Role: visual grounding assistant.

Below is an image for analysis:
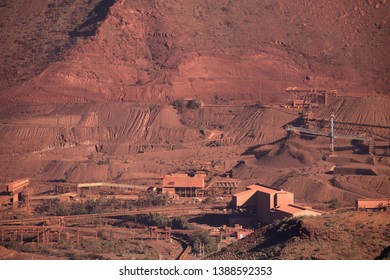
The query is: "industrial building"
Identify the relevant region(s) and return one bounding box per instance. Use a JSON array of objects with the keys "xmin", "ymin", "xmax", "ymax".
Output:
[
  {"xmin": 20, "ymin": 174, "xmax": 239, "ymax": 205},
  {"xmin": 29, "ymin": 193, "xmax": 78, "ymax": 203},
  {"xmin": 271, "ymin": 204, "xmax": 321, "ymax": 220},
  {"xmin": 199, "ymin": 177, "xmax": 240, "ymax": 197},
  {"xmin": 285, "ymin": 87, "xmax": 337, "ymax": 108},
  {"xmin": 0, "ymin": 179, "xmax": 30, "ymax": 209},
  {"xmin": 76, "ymin": 182, "xmax": 150, "ymax": 200},
  {"xmin": 356, "ymin": 198, "xmax": 390, "ymax": 211},
  {"xmin": 232, "ymin": 185, "xmax": 321, "ymax": 224},
  {"xmin": 209, "ymin": 224, "xmax": 254, "ymax": 241},
  {"xmin": 160, "ymin": 173, "xmax": 206, "ymax": 198},
  {"xmin": 160, "ymin": 173, "xmax": 239, "ymax": 198}
]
